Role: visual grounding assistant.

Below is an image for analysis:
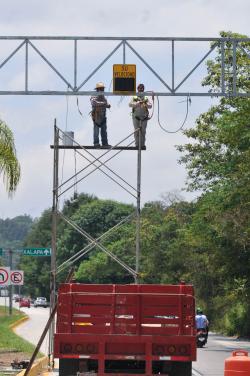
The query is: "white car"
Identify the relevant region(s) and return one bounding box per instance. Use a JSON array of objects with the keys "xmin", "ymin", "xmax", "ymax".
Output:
[{"xmin": 34, "ymin": 297, "xmax": 48, "ymax": 308}]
